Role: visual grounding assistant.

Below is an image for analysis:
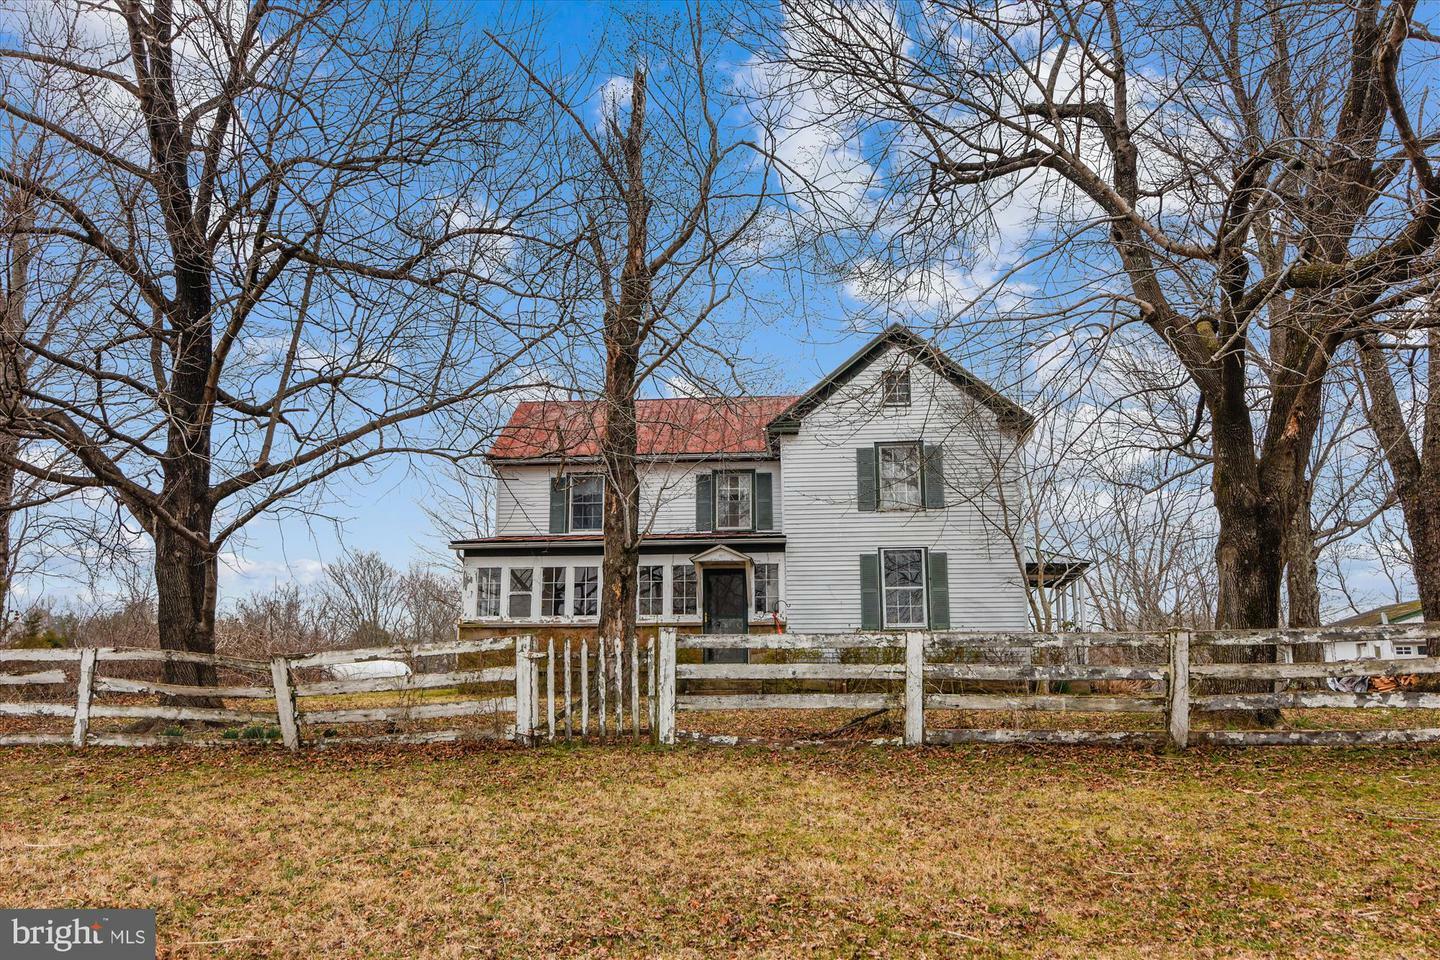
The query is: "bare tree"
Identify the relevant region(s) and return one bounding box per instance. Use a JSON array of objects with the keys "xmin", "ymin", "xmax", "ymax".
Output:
[
  {"xmin": 751, "ymin": 0, "xmax": 1440, "ymax": 640},
  {"xmin": 319, "ymin": 550, "xmax": 404, "ymax": 648},
  {"xmin": 1358, "ymin": 316, "xmax": 1440, "ymax": 617},
  {"xmin": 494, "ymin": 5, "xmax": 776, "ymax": 649},
  {"xmin": 0, "ymin": 1, "xmax": 559, "ymax": 695}
]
